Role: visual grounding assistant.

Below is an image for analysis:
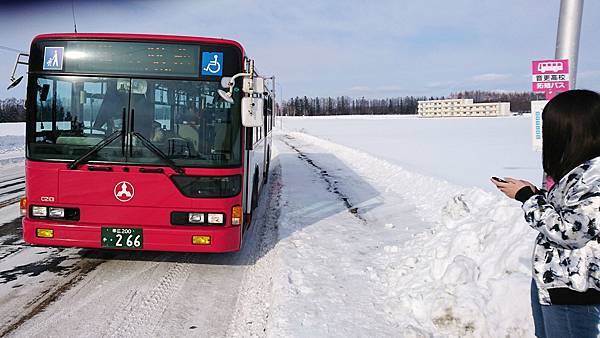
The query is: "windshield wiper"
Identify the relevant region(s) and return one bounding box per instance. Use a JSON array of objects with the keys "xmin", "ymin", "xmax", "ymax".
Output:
[
  {"xmin": 68, "ymin": 131, "xmax": 122, "ymax": 170},
  {"xmin": 131, "ymin": 132, "xmax": 185, "ymax": 175}
]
